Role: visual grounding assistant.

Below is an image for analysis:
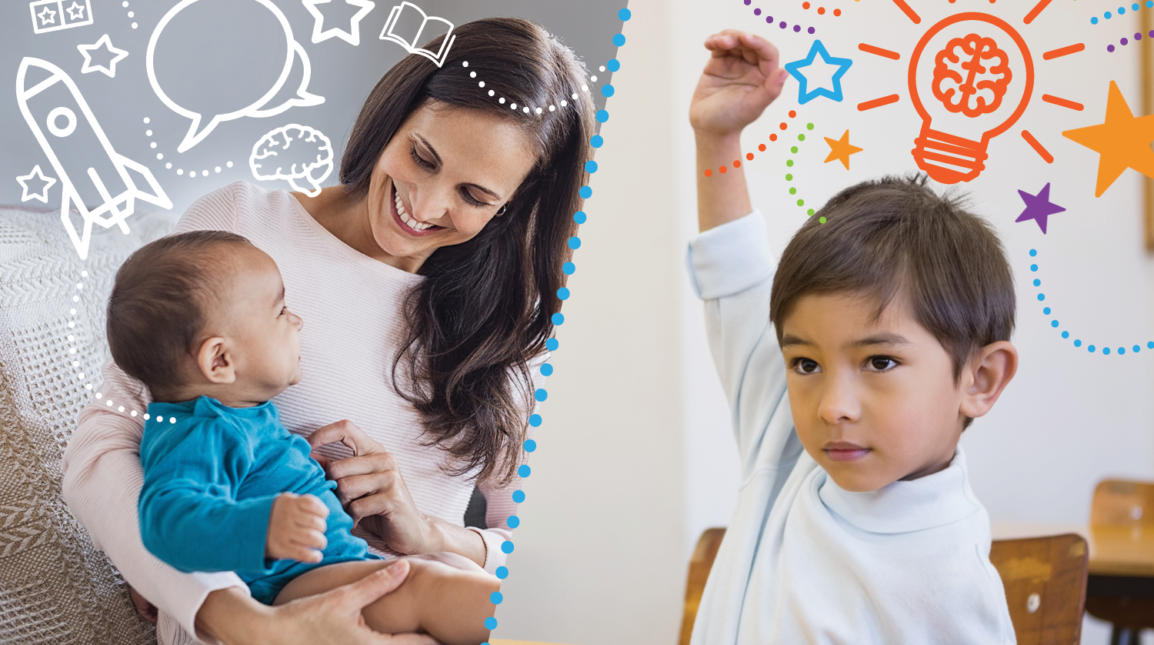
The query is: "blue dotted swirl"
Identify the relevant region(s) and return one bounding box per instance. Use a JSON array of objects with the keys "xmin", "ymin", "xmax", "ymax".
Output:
[{"xmin": 1028, "ymin": 248, "xmax": 1152, "ymax": 354}]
